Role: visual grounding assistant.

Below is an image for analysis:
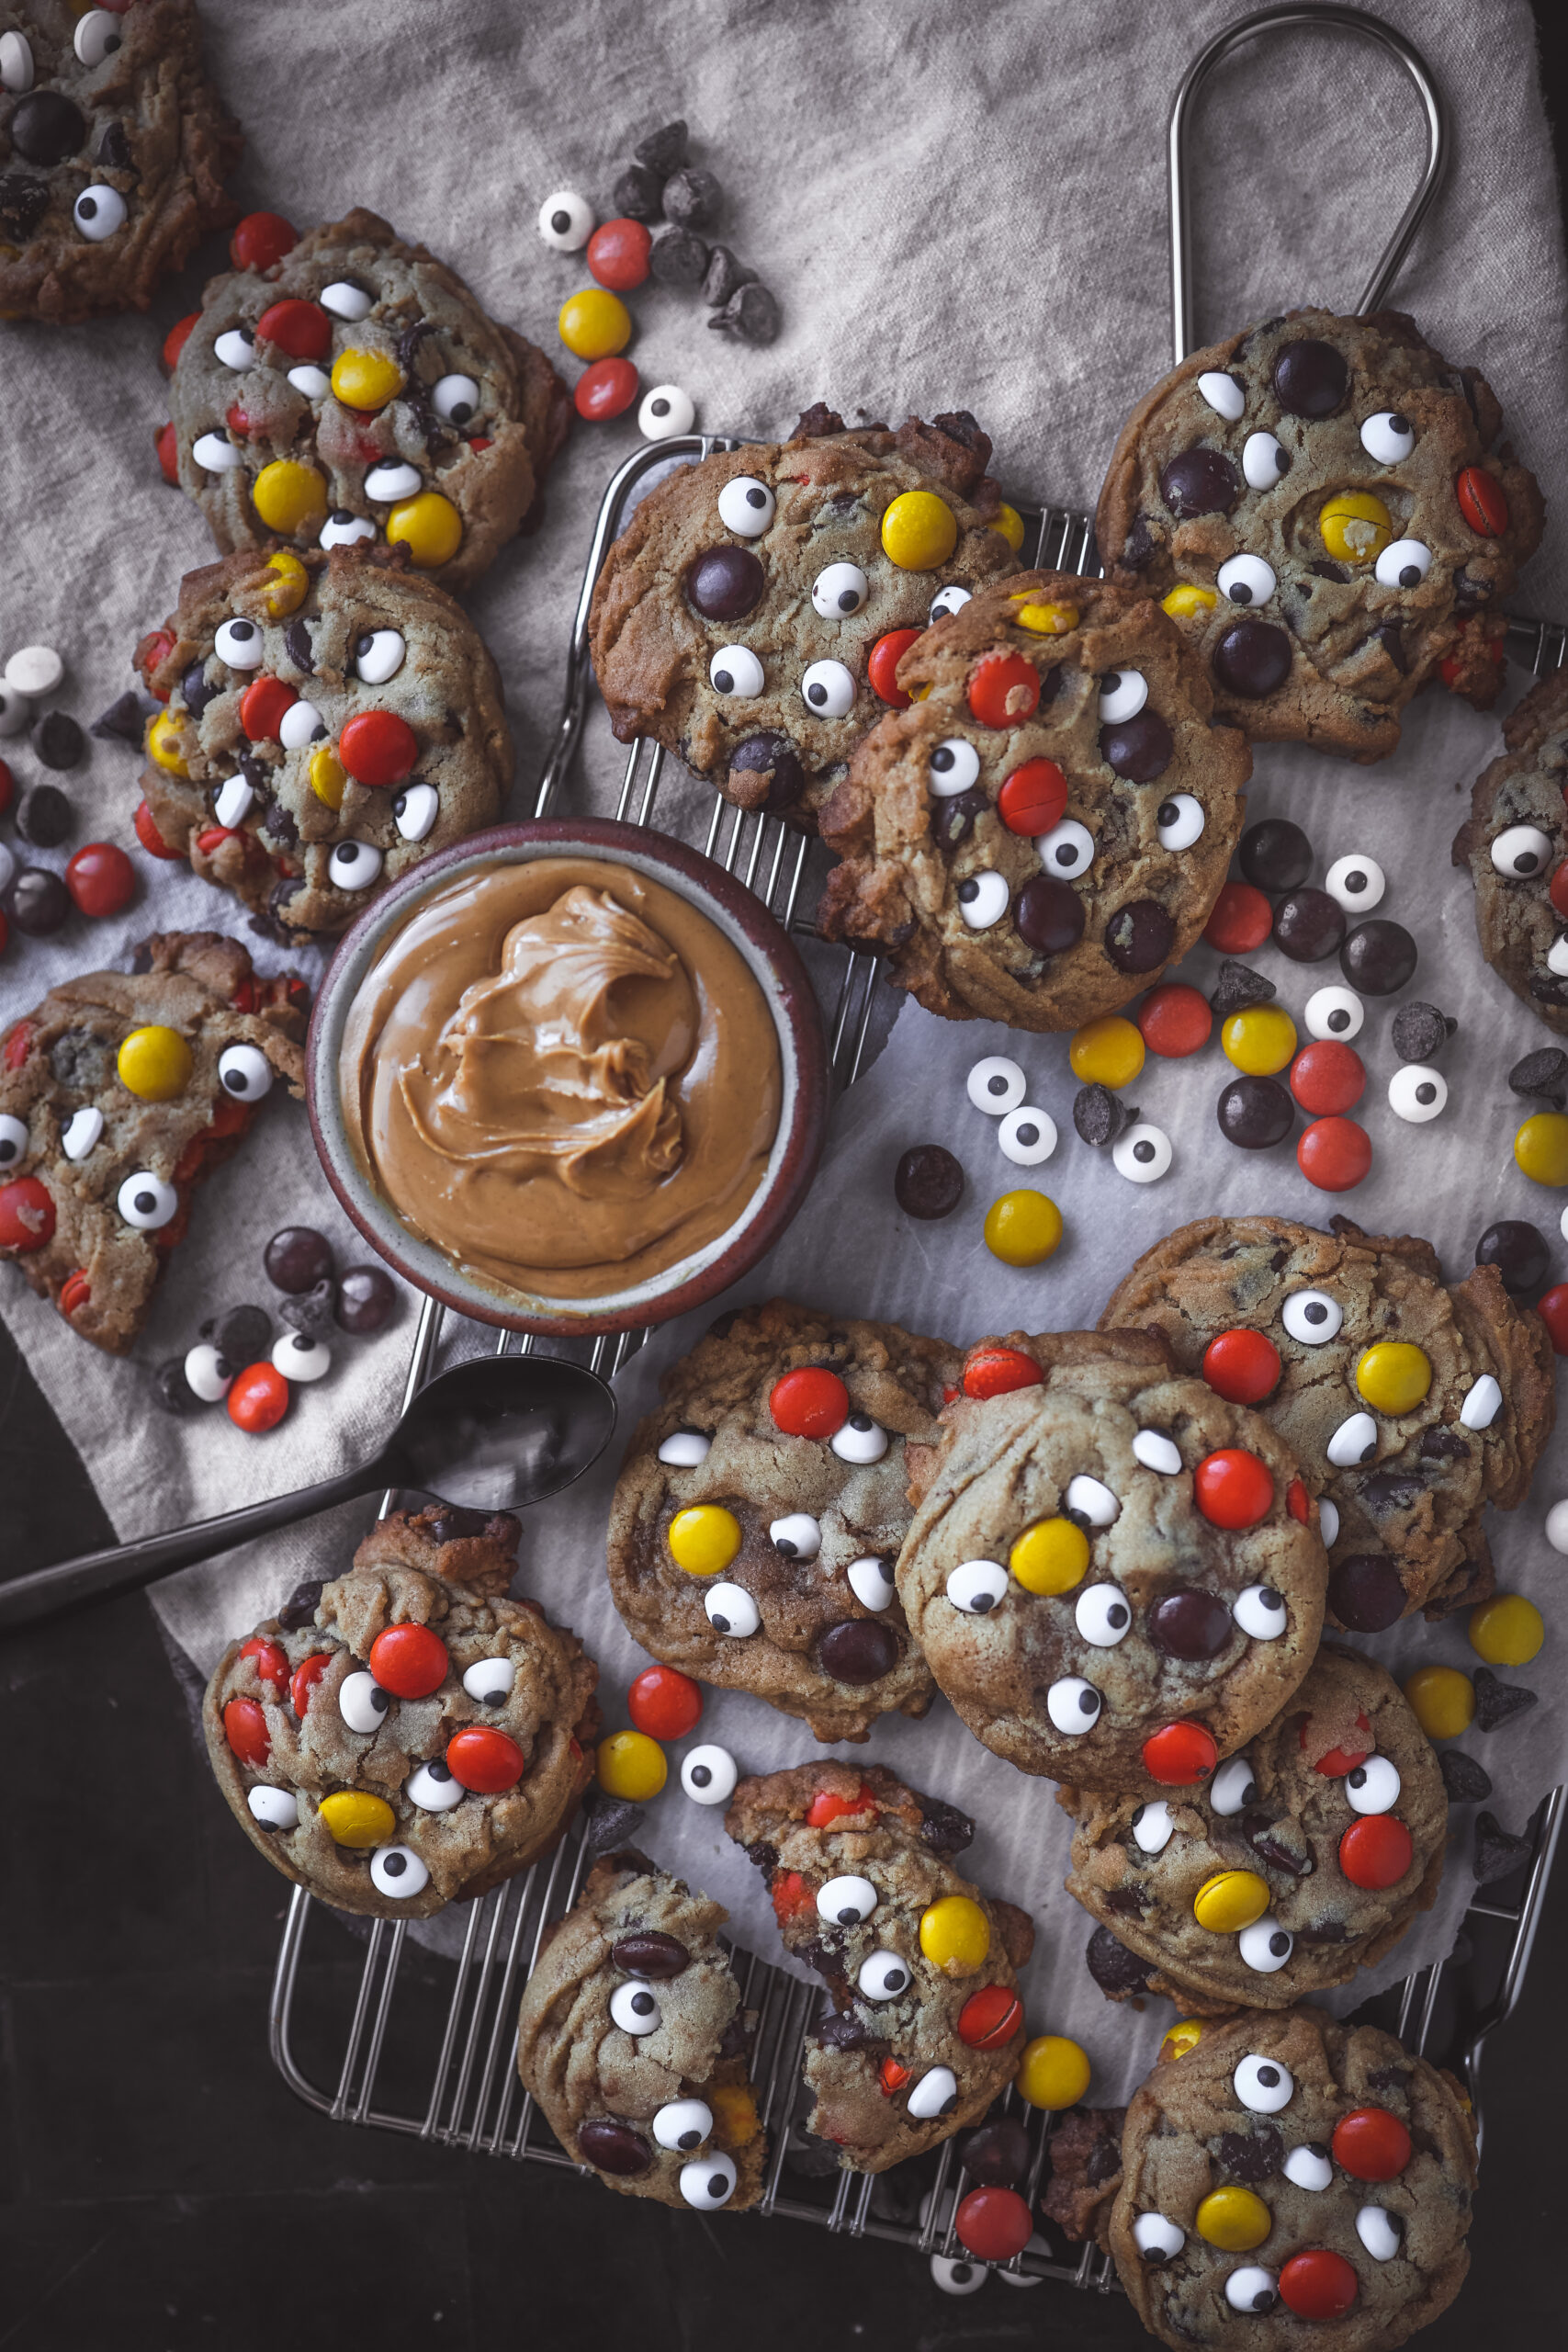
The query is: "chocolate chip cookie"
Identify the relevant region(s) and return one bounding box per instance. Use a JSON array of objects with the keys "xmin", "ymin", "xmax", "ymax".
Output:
[
  {"xmin": 1064, "ymin": 1646, "xmax": 1448, "ymax": 2015},
  {"xmin": 726, "ymin": 1762, "xmax": 1033, "ymax": 2174},
  {"xmin": 605, "ymin": 1298, "xmax": 960, "ymax": 1742},
  {"xmin": 817, "ymin": 570, "xmax": 1251, "ymax": 1029},
  {"xmin": 0, "ymin": 0, "xmax": 239, "ymax": 322},
  {"xmin": 167, "ymin": 207, "xmax": 570, "ymax": 593},
  {"xmin": 1110, "ymin": 2007, "xmax": 1476, "ymax": 2346},
  {"xmin": 132, "ymin": 544, "xmax": 512, "ymax": 936},
  {"xmin": 587, "ymin": 404, "xmax": 1019, "ymax": 824},
  {"xmin": 516, "ymin": 1851, "xmax": 765, "ymax": 2211},
  {"xmin": 896, "ymin": 1329, "xmax": 1327, "ymax": 1792},
  {"xmin": 0, "ymin": 929, "xmax": 304, "ymax": 1353},
  {"xmin": 1453, "ymin": 666, "xmax": 1568, "ymax": 1036},
  {"xmin": 1097, "ymin": 309, "xmax": 1543, "ymax": 761},
  {"xmin": 1099, "ymin": 1216, "xmax": 1555, "ymax": 1628},
  {"xmin": 205, "ymin": 1506, "xmax": 599, "ymax": 1919}
]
